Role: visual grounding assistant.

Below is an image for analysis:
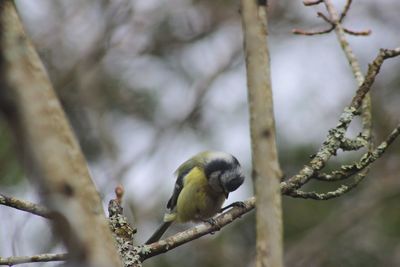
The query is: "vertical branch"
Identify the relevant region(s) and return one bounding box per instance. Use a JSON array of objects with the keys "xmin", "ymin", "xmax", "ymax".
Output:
[
  {"xmin": 324, "ymin": 0, "xmax": 372, "ymax": 147},
  {"xmin": 0, "ymin": 1, "xmax": 121, "ymax": 266},
  {"xmin": 240, "ymin": 1, "xmax": 283, "ymax": 267}
]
